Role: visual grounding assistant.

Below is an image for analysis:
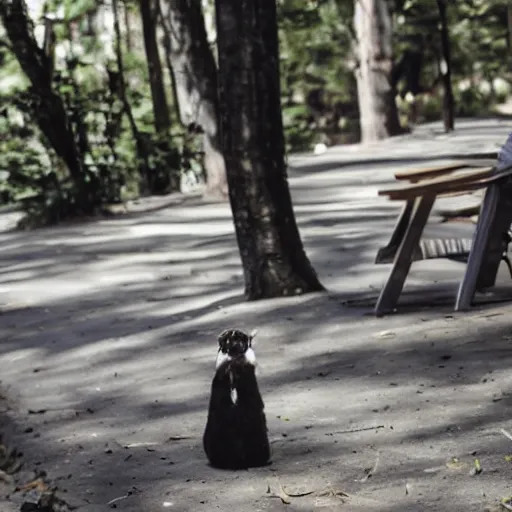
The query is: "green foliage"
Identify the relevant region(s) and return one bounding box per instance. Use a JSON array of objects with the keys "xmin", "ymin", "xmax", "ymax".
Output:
[
  {"xmin": 278, "ymin": 0, "xmax": 512, "ymax": 149},
  {"xmin": 1, "ymin": 0, "xmax": 511, "ymax": 227},
  {"xmin": 278, "ymin": 0, "xmax": 358, "ymax": 151},
  {"xmin": 0, "ymin": 0, "xmax": 189, "ymax": 228}
]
